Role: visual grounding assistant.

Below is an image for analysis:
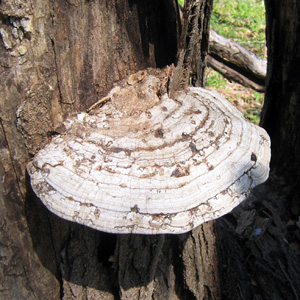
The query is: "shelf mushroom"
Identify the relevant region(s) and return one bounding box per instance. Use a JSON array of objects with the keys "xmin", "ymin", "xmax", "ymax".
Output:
[{"xmin": 27, "ymin": 72, "xmax": 271, "ymax": 234}]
